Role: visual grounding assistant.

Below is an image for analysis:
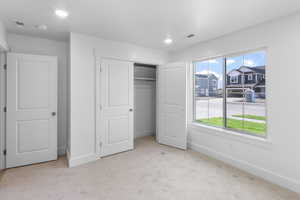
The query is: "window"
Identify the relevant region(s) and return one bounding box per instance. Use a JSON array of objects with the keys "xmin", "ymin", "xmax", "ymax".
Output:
[
  {"xmin": 193, "ymin": 50, "xmax": 267, "ymax": 137},
  {"xmin": 212, "ymin": 80, "xmax": 217, "ymax": 87},
  {"xmin": 230, "ymin": 76, "xmax": 238, "ymax": 83},
  {"xmin": 248, "ymin": 74, "xmax": 253, "ymax": 80}
]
